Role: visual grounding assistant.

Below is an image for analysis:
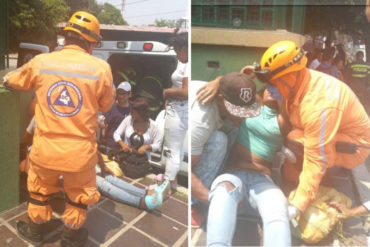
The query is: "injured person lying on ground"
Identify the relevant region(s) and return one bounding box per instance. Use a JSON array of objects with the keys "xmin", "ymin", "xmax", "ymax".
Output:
[{"xmin": 20, "ymin": 107, "xmax": 170, "ymax": 213}]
